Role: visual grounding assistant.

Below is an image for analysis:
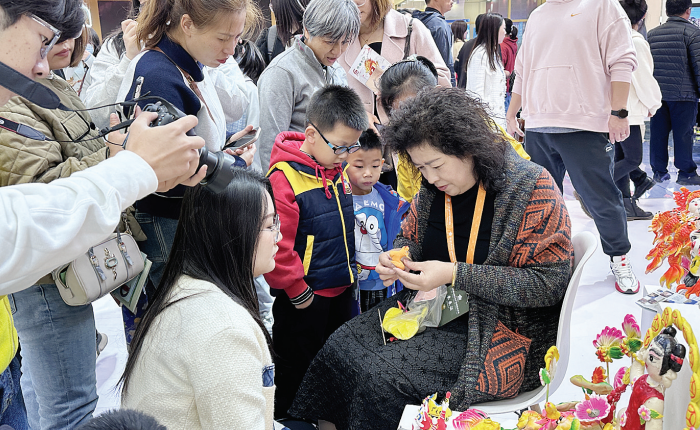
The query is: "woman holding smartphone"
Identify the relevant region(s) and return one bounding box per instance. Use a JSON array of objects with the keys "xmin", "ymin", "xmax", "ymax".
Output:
[{"xmin": 115, "ymin": 0, "xmax": 260, "ymax": 336}]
